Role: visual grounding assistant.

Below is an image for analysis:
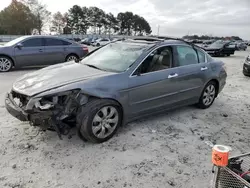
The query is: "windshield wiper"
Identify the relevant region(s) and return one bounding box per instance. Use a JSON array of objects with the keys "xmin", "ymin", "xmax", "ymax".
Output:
[{"xmin": 84, "ymin": 64, "xmax": 102, "ymax": 70}]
